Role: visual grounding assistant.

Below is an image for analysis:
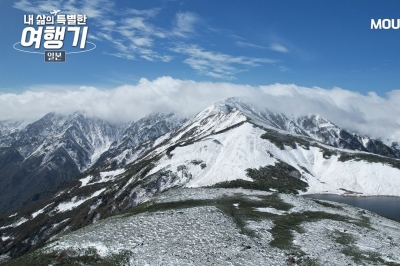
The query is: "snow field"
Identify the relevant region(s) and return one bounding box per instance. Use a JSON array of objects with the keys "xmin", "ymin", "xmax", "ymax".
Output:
[{"xmin": 148, "ymin": 123, "xmax": 277, "ymax": 187}]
